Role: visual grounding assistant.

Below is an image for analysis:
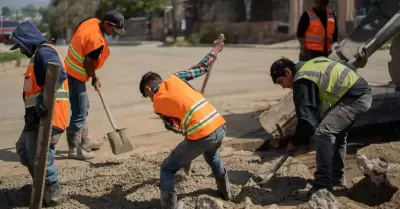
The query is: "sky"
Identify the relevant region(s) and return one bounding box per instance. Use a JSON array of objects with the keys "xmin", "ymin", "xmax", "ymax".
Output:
[{"xmin": 1, "ymin": 0, "xmax": 50, "ymax": 10}]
